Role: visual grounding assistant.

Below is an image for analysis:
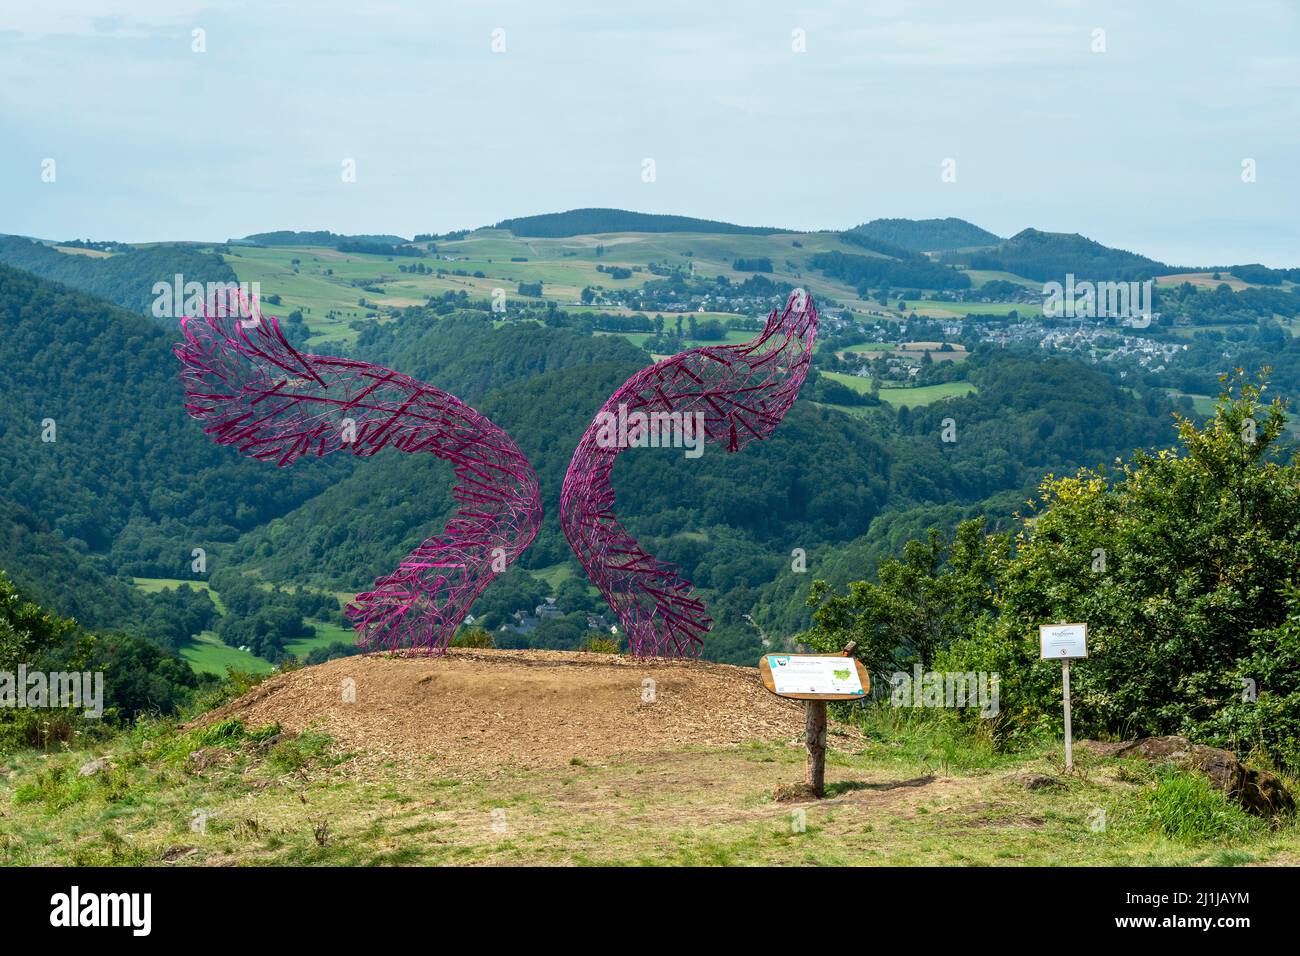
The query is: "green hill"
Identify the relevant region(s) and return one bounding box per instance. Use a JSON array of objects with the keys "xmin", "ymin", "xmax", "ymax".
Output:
[
  {"xmin": 952, "ymin": 228, "xmax": 1167, "ymax": 282},
  {"xmin": 238, "ymin": 230, "xmax": 410, "ymax": 247},
  {"xmin": 0, "ymin": 236, "xmax": 236, "ymax": 316},
  {"xmin": 494, "ymin": 208, "xmax": 787, "ymax": 237},
  {"xmin": 848, "ymin": 217, "xmax": 1002, "ymax": 252},
  {"xmin": 0, "ymin": 263, "xmax": 349, "ymax": 588}
]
